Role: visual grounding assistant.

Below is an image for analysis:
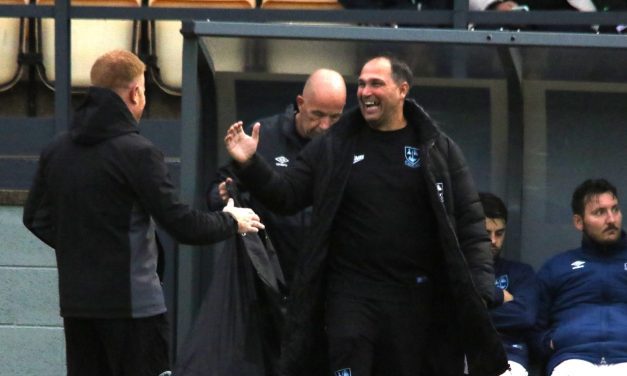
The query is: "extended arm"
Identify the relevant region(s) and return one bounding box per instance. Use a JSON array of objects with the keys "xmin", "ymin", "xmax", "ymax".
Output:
[{"xmin": 131, "ymin": 142, "xmax": 262, "ymax": 244}]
